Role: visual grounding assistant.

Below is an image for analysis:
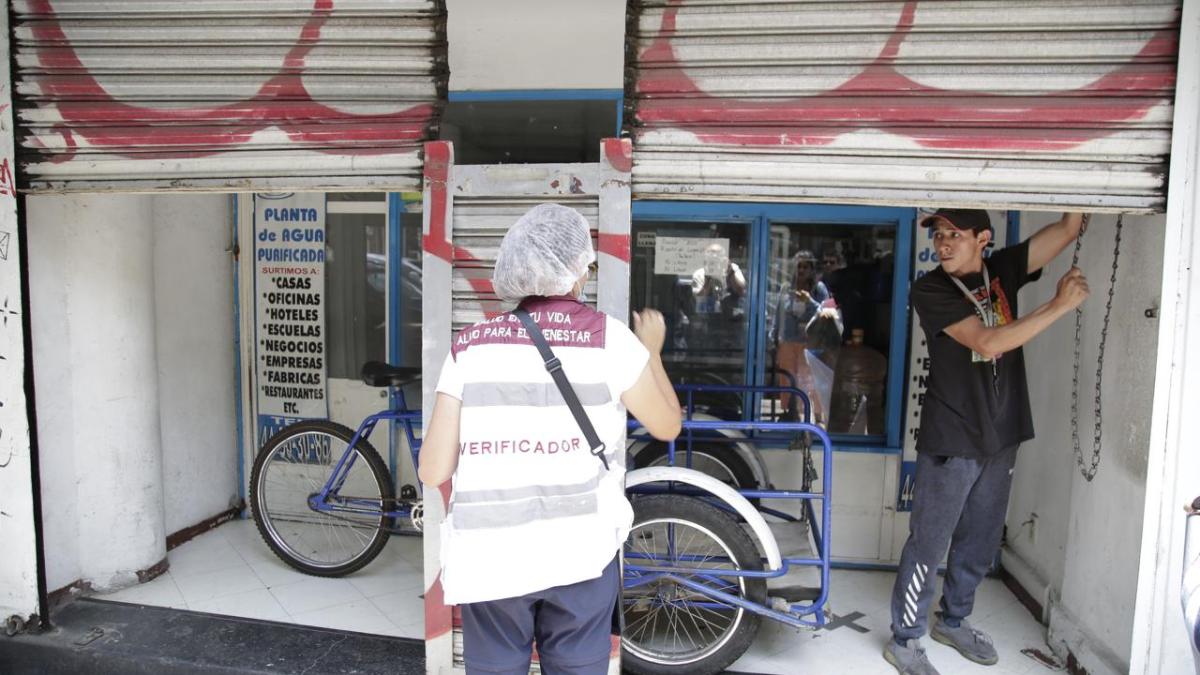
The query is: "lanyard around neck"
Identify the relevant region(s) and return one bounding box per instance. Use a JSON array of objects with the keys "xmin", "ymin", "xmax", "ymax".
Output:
[
  {"xmin": 949, "ymin": 265, "xmax": 994, "ymax": 329},
  {"xmin": 948, "ymin": 265, "xmax": 1001, "ymax": 395}
]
